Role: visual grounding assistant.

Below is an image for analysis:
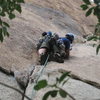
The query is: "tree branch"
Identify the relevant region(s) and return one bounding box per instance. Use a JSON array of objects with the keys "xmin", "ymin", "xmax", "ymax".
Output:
[{"xmin": 0, "ymin": 81, "xmax": 31, "ymax": 100}]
